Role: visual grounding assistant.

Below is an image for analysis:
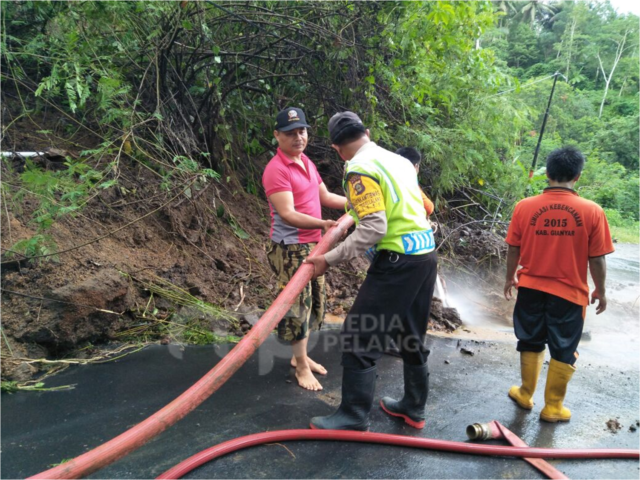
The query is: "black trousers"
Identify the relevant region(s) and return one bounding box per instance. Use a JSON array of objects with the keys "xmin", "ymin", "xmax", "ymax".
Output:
[
  {"xmin": 341, "ymin": 250, "xmax": 438, "ymax": 370},
  {"xmin": 514, "ymin": 287, "xmax": 585, "ymax": 366}
]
